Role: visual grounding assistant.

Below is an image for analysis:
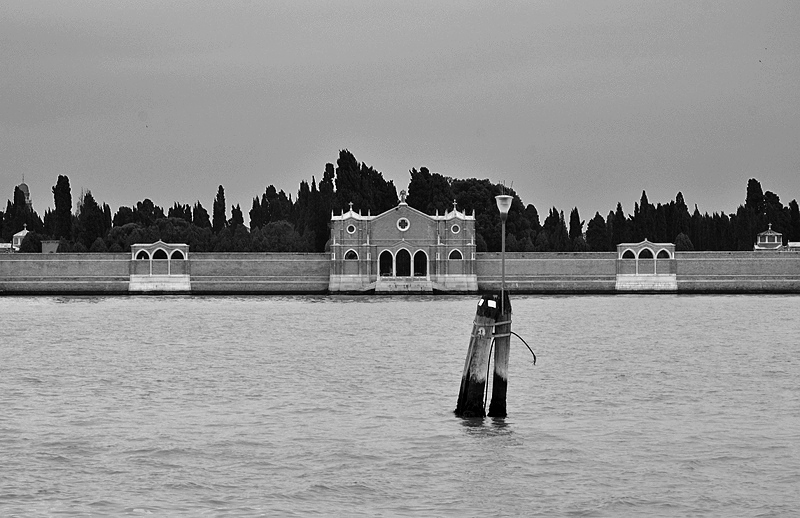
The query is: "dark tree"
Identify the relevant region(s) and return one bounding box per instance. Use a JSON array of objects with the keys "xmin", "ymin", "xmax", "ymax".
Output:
[
  {"xmin": 611, "ymin": 203, "xmax": 628, "ymax": 245},
  {"xmin": 133, "ymin": 199, "xmax": 163, "ymax": 227},
  {"xmin": 52, "ymin": 175, "xmax": 73, "ymax": 240},
  {"xmin": 168, "ymin": 202, "xmax": 192, "ymax": 223},
  {"xmin": 264, "ymin": 186, "xmax": 293, "ymax": 222},
  {"xmin": 113, "ymin": 206, "xmax": 135, "ymax": 227},
  {"xmin": 193, "ymin": 202, "xmax": 211, "ymax": 229},
  {"xmin": 76, "ymin": 190, "xmax": 107, "ymax": 248},
  {"xmin": 789, "ymin": 199, "xmax": 800, "ymax": 242},
  {"xmin": 212, "ymin": 186, "xmax": 227, "ymax": 232},
  {"xmin": 333, "ymin": 149, "xmax": 397, "ymax": 215},
  {"xmin": 249, "ymin": 196, "xmax": 264, "ymax": 230},
  {"xmin": 229, "ymin": 204, "xmax": 244, "ymax": 229},
  {"xmin": 672, "ymin": 192, "xmax": 691, "ymax": 238},
  {"xmin": 675, "ymin": 232, "xmax": 695, "ymax": 251},
  {"xmin": 406, "ymin": 167, "xmax": 453, "ymax": 215},
  {"xmin": 89, "ymin": 236, "xmax": 108, "ymax": 253},
  {"xmin": 586, "ymin": 212, "xmax": 611, "ymax": 251},
  {"xmin": 745, "ymin": 178, "xmax": 765, "ymax": 214},
  {"xmin": 568, "ymin": 207, "xmax": 583, "ymax": 241}
]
